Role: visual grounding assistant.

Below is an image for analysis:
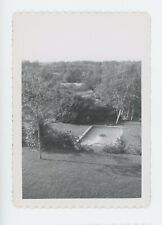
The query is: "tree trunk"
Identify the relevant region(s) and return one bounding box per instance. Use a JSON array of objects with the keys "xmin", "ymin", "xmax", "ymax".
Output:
[
  {"xmin": 130, "ymin": 109, "xmax": 134, "ymax": 121},
  {"xmin": 126, "ymin": 108, "xmax": 130, "ymax": 120},
  {"xmin": 38, "ymin": 122, "xmax": 42, "ymax": 159},
  {"xmin": 116, "ymin": 109, "xmax": 121, "ymax": 124}
]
